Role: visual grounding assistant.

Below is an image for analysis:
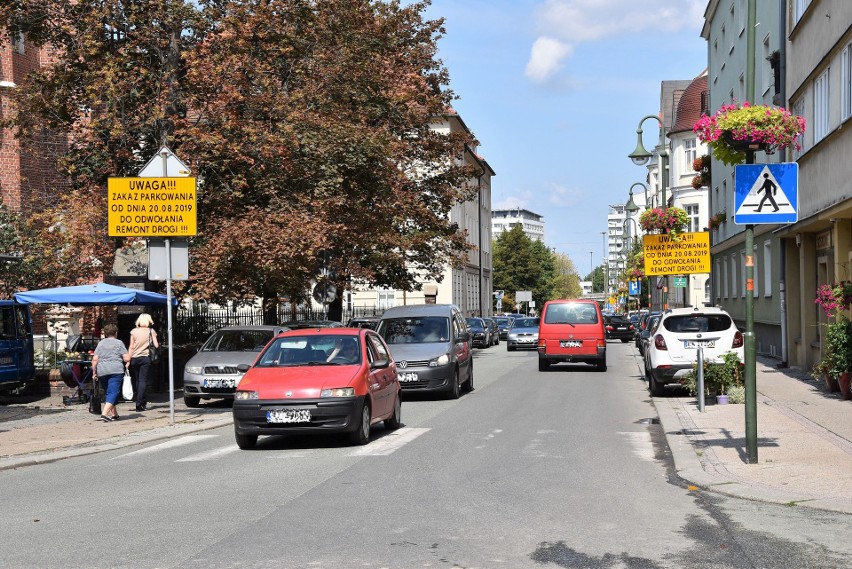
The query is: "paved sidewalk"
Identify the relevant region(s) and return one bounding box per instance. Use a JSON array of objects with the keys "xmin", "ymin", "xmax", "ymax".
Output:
[
  {"xmin": 654, "ymin": 357, "xmax": 852, "ymax": 514},
  {"xmin": 0, "ymin": 390, "xmax": 234, "ymax": 470},
  {"xmin": 2, "ymin": 359, "xmax": 851, "ymax": 516}
]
